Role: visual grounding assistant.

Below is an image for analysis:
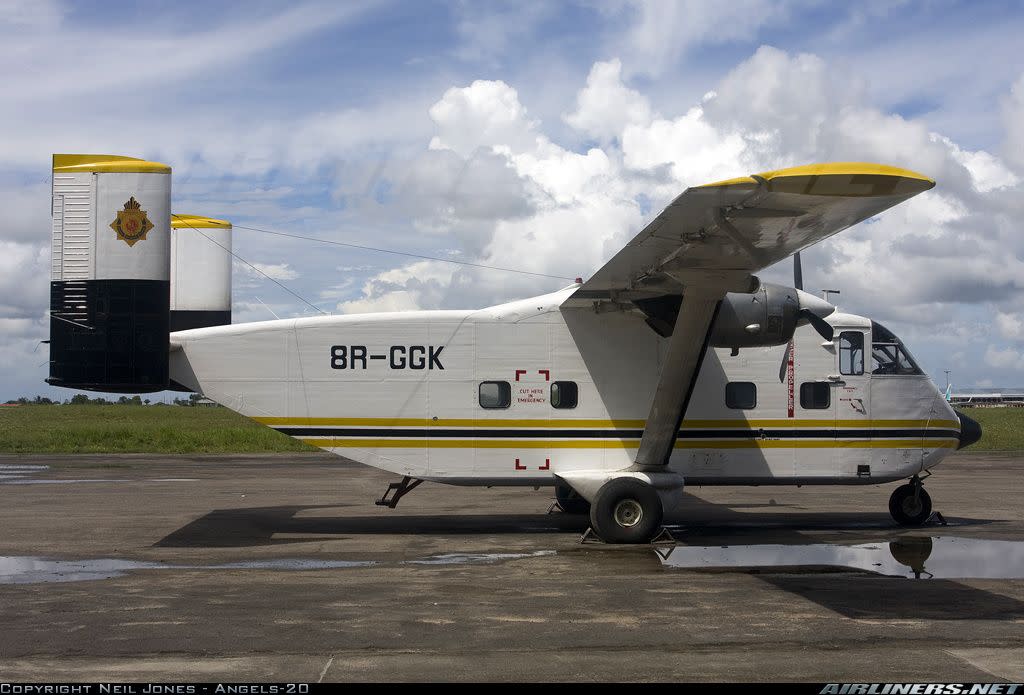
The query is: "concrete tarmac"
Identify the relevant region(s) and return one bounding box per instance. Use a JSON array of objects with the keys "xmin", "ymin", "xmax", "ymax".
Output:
[{"xmin": 0, "ymin": 452, "xmax": 1022, "ymax": 682}]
